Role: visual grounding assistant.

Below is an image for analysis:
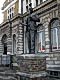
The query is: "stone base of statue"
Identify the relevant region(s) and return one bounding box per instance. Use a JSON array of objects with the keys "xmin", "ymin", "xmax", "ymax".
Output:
[{"xmin": 16, "ymin": 54, "xmax": 47, "ymax": 80}]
